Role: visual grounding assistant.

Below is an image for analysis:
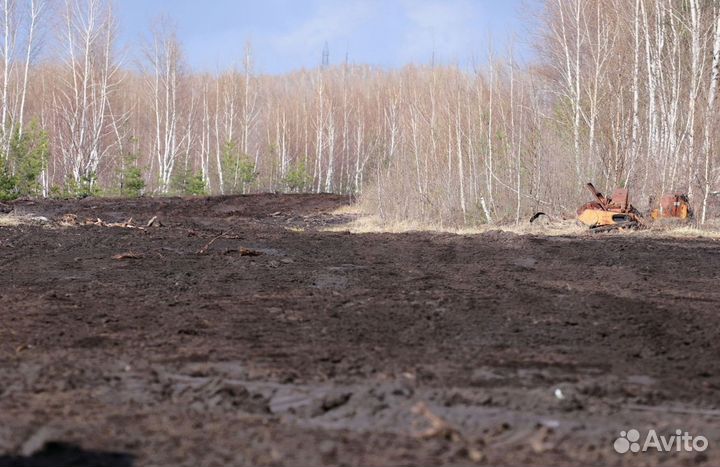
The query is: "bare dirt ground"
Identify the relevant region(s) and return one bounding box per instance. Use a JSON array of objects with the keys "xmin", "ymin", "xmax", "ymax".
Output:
[{"xmin": 1, "ymin": 194, "xmax": 720, "ymax": 467}]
